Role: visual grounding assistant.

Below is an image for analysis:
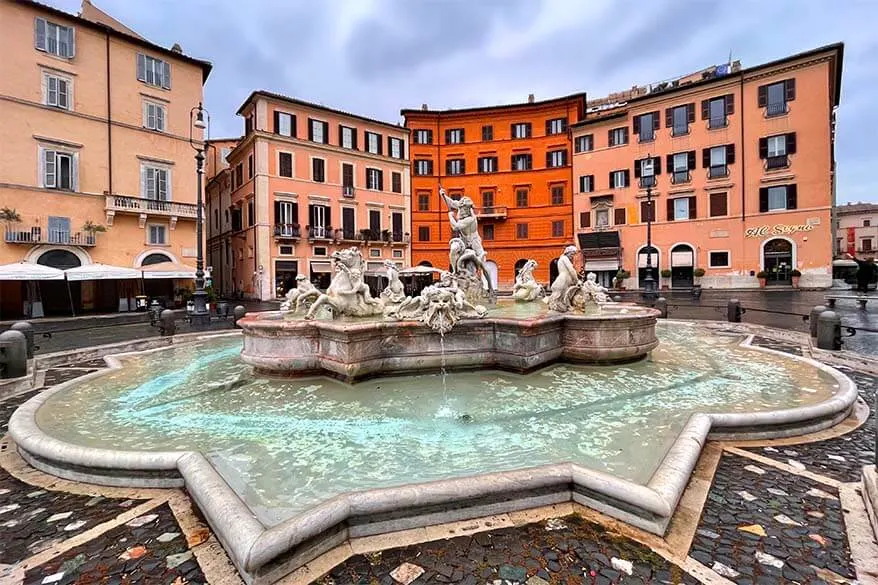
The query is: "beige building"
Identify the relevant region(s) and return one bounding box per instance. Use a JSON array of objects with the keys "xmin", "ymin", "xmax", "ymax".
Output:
[
  {"xmin": 0, "ymin": 0, "xmax": 211, "ymax": 317},
  {"xmin": 835, "ymin": 202, "xmax": 877, "ymax": 257}
]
